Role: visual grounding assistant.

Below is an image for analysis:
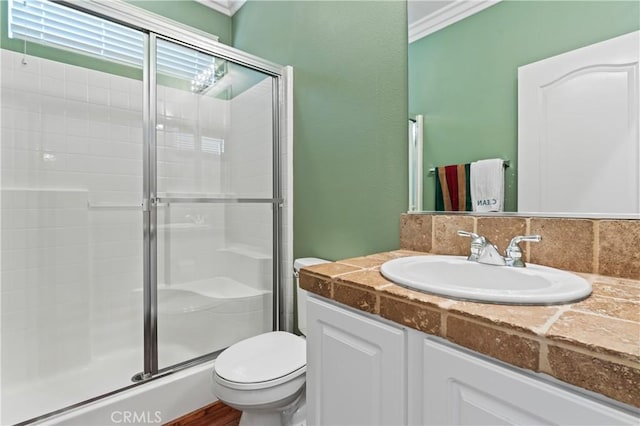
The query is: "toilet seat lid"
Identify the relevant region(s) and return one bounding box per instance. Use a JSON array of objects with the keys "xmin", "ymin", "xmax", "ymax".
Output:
[{"xmin": 215, "ymin": 331, "xmax": 306, "ymax": 384}]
